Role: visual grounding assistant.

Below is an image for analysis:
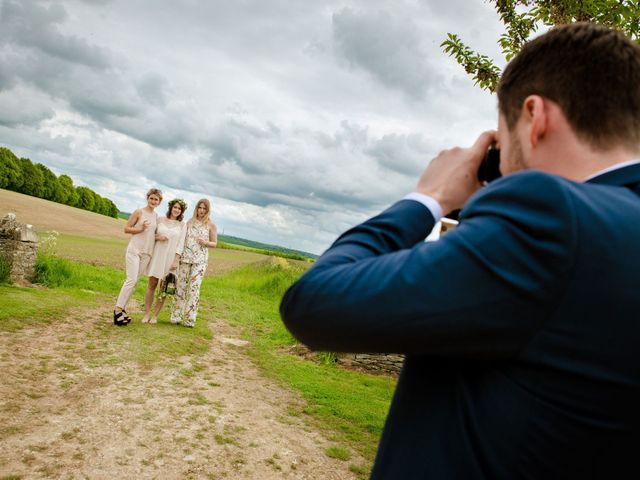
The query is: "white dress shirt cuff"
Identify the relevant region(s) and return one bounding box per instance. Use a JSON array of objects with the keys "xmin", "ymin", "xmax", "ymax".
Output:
[{"xmin": 403, "ymin": 192, "xmax": 443, "ymax": 222}]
